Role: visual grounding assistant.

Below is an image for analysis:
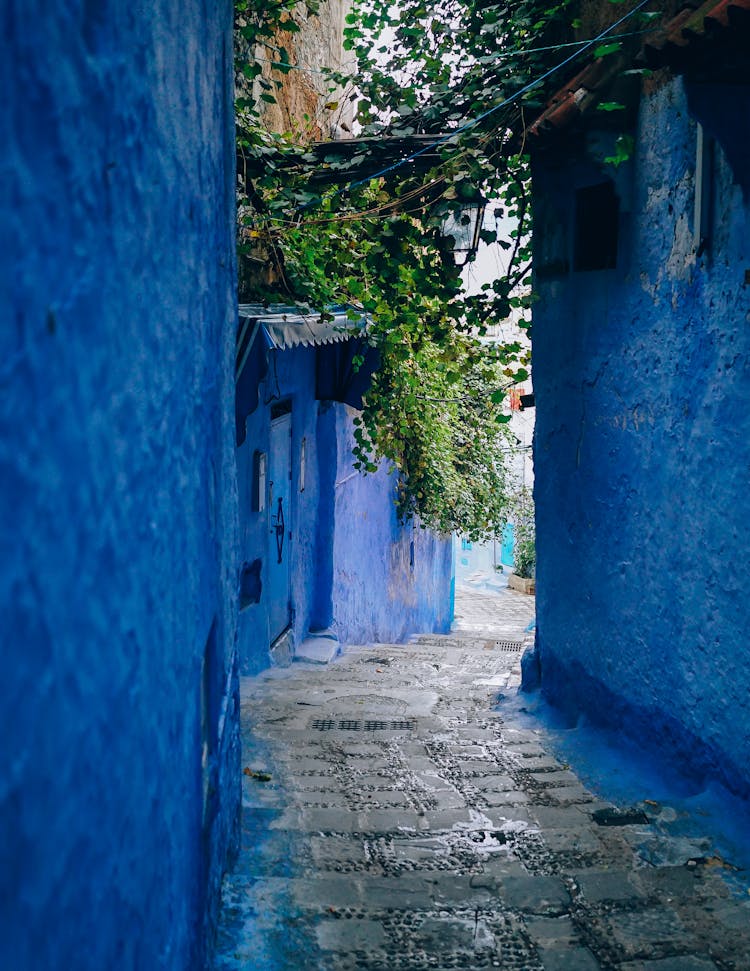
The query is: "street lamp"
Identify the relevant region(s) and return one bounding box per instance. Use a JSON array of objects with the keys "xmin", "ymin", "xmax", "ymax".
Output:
[{"xmin": 438, "ymin": 198, "xmax": 486, "ymax": 267}]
